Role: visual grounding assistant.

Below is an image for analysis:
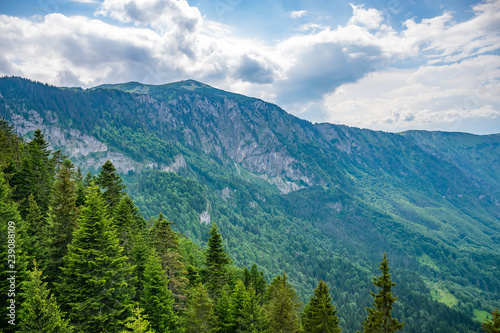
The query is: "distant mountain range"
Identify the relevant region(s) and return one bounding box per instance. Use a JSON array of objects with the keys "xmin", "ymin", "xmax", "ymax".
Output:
[{"xmin": 1, "ymin": 76, "xmax": 498, "ymax": 332}]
